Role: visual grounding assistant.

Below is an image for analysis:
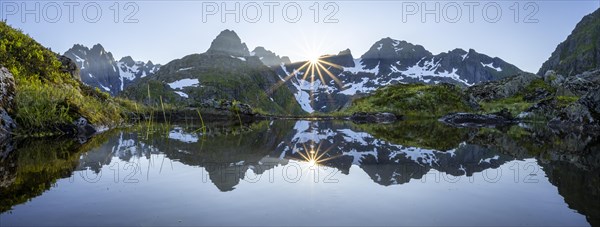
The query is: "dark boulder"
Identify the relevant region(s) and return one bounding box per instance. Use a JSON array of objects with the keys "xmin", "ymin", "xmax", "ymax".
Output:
[
  {"xmin": 439, "ymin": 109, "xmax": 516, "ymax": 128},
  {"xmin": 350, "ymin": 112, "xmax": 398, "ymax": 124},
  {"xmin": 57, "ymin": 54, "xmax": 80, "ymax": 81},
  {"xmin": 0, "ymin": 67, "xmax": 16, "ymax": 142},
  {"xmin": 74, "ymin": 117, "xmax": 97, "ymax": 136},
  {"xmin": 0, "ymin": 67, "xmax": 15, "ymax": 111}
]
